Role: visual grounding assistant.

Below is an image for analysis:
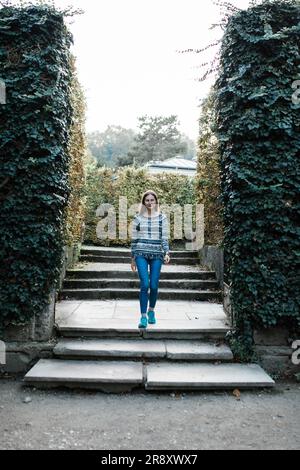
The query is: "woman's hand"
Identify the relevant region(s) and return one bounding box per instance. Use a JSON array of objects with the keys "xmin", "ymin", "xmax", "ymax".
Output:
[
  {"xmin": 131, "ymin": 258, "xmax": 137, "ymax": 272},
  {"xmin": 164, "ymin": 253, "xmax": 170, "ymax": 264}
]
